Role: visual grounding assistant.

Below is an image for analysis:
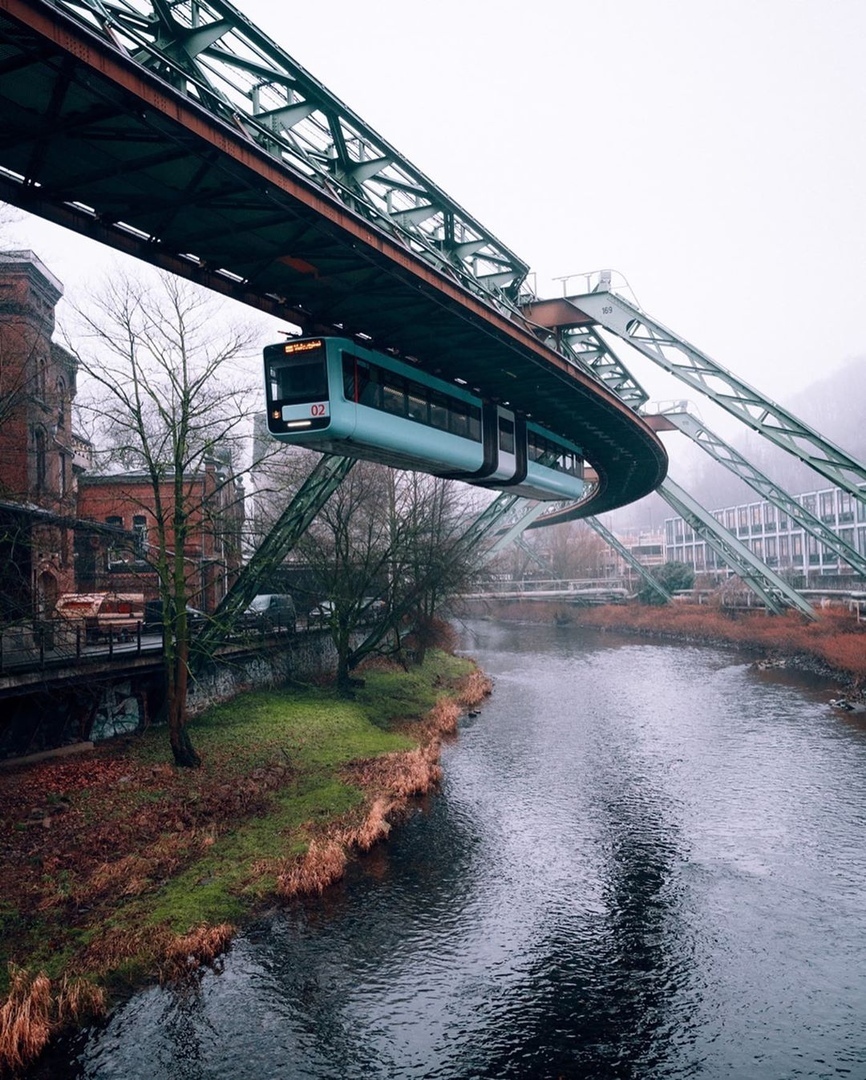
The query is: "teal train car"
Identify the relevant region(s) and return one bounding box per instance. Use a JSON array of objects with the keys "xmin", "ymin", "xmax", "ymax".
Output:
[{"xmin": 264, "ymin": 337, "xmax": 589, "ymax": 502}]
